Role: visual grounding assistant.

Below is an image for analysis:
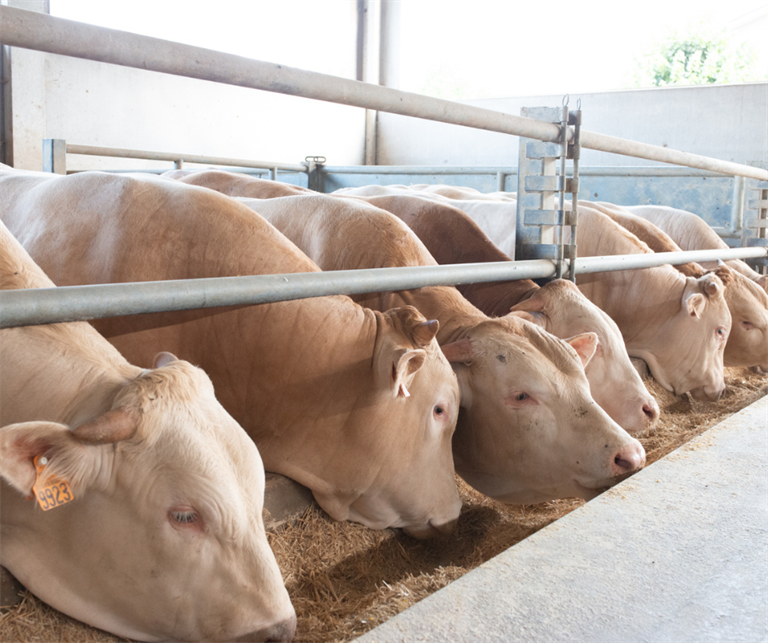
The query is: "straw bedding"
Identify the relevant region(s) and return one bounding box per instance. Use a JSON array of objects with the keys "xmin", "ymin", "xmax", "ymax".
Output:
[{"xmin": 1, "ymin": 366, "xmax": 766, "ymax": 643}]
